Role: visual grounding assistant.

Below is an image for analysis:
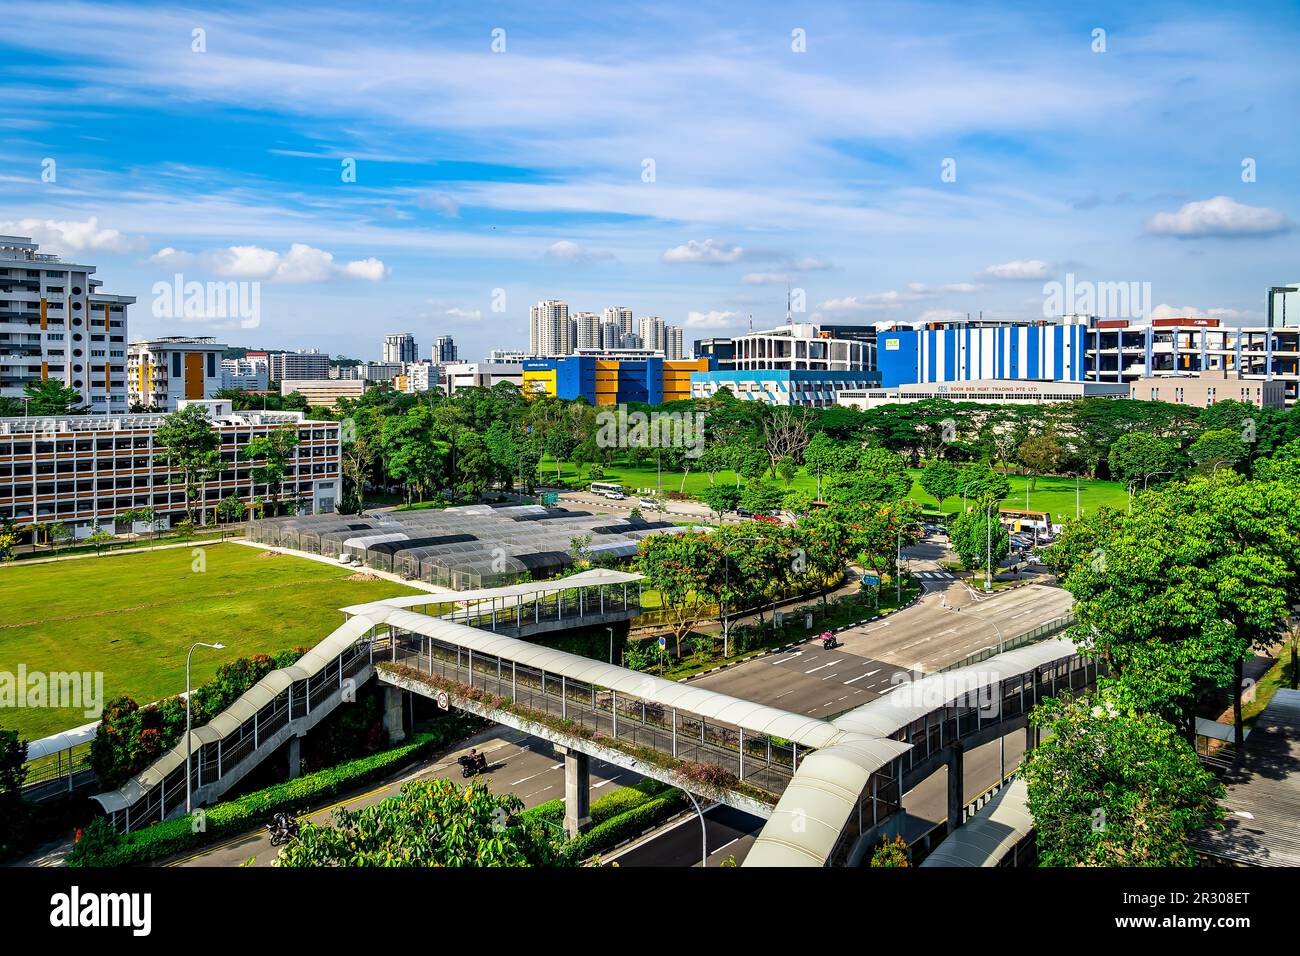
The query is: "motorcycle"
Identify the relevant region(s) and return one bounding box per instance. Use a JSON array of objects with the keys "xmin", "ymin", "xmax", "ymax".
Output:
[
  {"xmin": 458, "ymin": 752, "xmax": 488, "ymax": 778},
  {"xmin": 820, "ymin": 632, "xmax": 839, "ymax": 650},
  {"xmin": 265, "ymin": 816, "xmax": 300, "ymax": 847}
]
